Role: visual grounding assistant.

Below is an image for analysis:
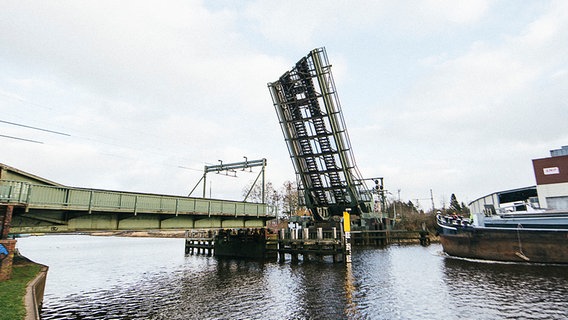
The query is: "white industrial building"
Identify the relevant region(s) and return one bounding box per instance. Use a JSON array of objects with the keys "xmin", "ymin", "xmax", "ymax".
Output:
[{"xmin": 469, "ymin": 146, "xmax": 568, "ymax": 214}]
